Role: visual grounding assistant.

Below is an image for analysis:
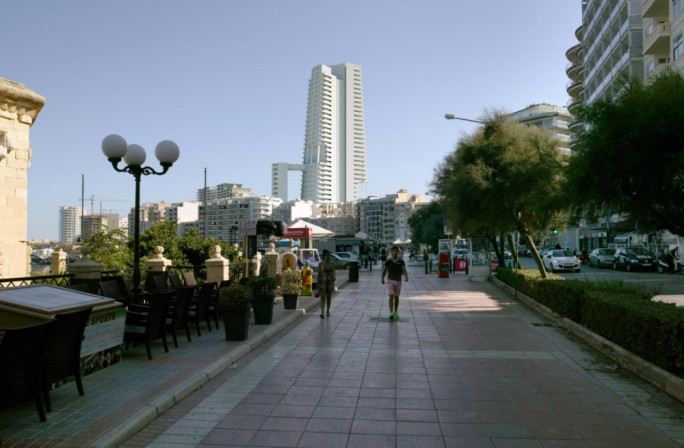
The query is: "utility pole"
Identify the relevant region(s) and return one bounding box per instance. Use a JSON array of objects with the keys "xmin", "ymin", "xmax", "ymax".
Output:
[
  {"xmin": 81, "ymin": 174, "xmax": 85, "ymax": 243},
  {"xmin": 203, "ymin": 168, "xmax": 207, "ymax": 240}
]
